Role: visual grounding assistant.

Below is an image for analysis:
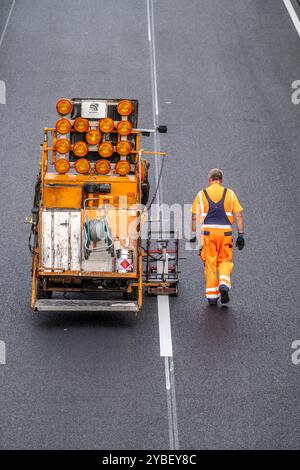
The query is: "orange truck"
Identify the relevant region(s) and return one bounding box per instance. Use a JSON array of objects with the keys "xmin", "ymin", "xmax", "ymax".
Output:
[{"xmin": 27, "ymin": 98, "xmax": 178, "ymax": 313}]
